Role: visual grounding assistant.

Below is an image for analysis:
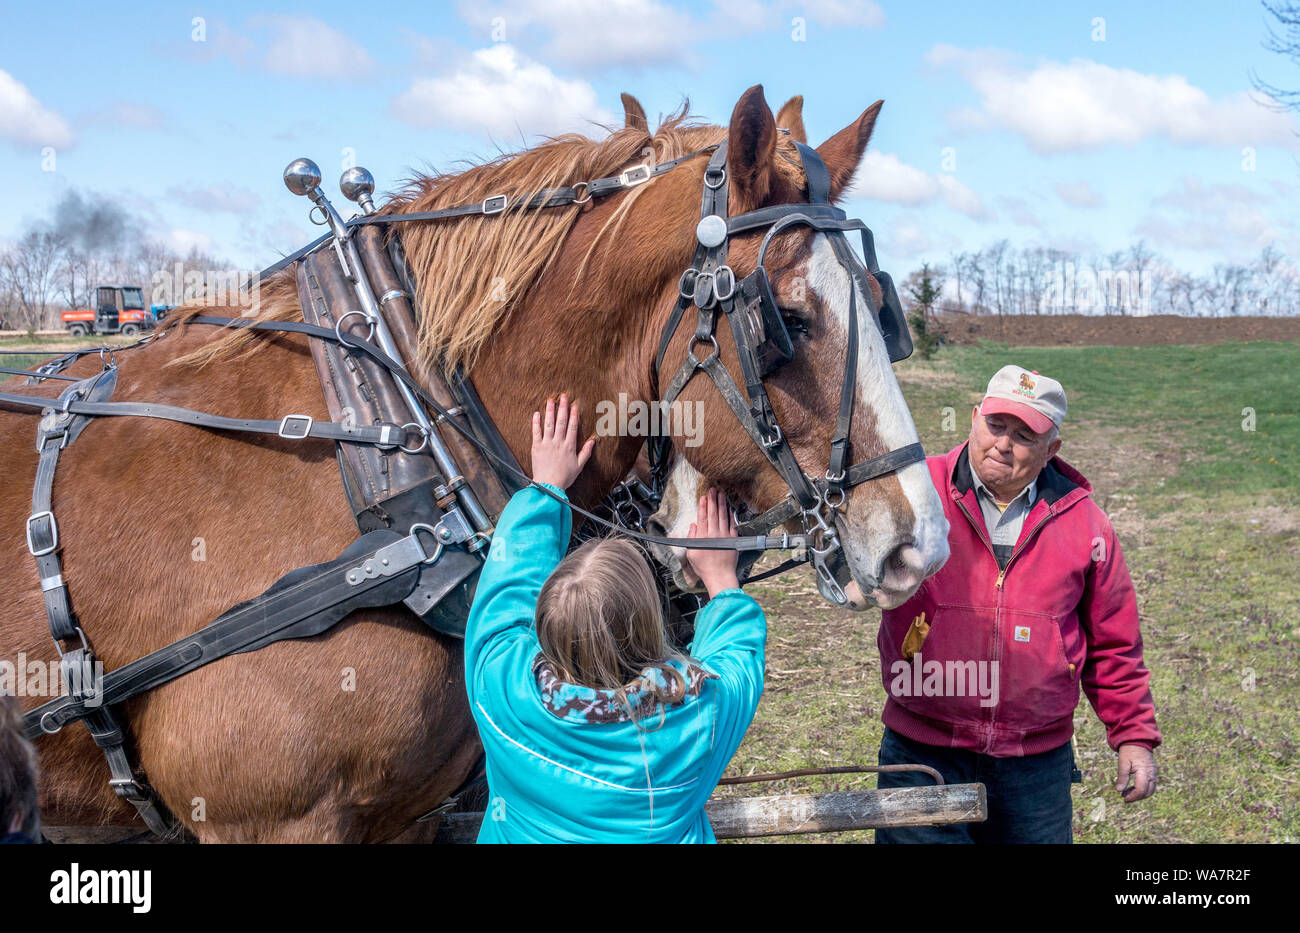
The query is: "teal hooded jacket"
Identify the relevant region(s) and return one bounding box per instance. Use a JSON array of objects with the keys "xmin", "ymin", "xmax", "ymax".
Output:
[{"xmin": 464, "ymin": 483, "xmax": 766, "ymax": 843}]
